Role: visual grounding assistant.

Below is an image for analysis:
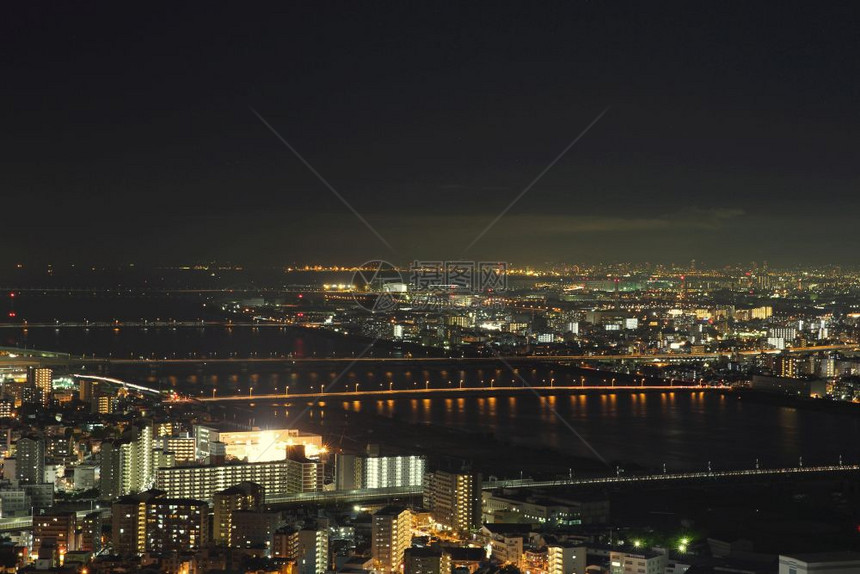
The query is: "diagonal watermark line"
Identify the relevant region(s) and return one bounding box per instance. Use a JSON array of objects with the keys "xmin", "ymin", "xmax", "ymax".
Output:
[
  {"xmin": 462, "ymin": 106, "xmax": 610, "ymax": 254},
  {"xmin": 250, "ymin": 107, "xmax": 396, "ymax": 254},
  {"xmin": 493, "ymin": 352, "xmax": 610, "ymax": 467}
]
